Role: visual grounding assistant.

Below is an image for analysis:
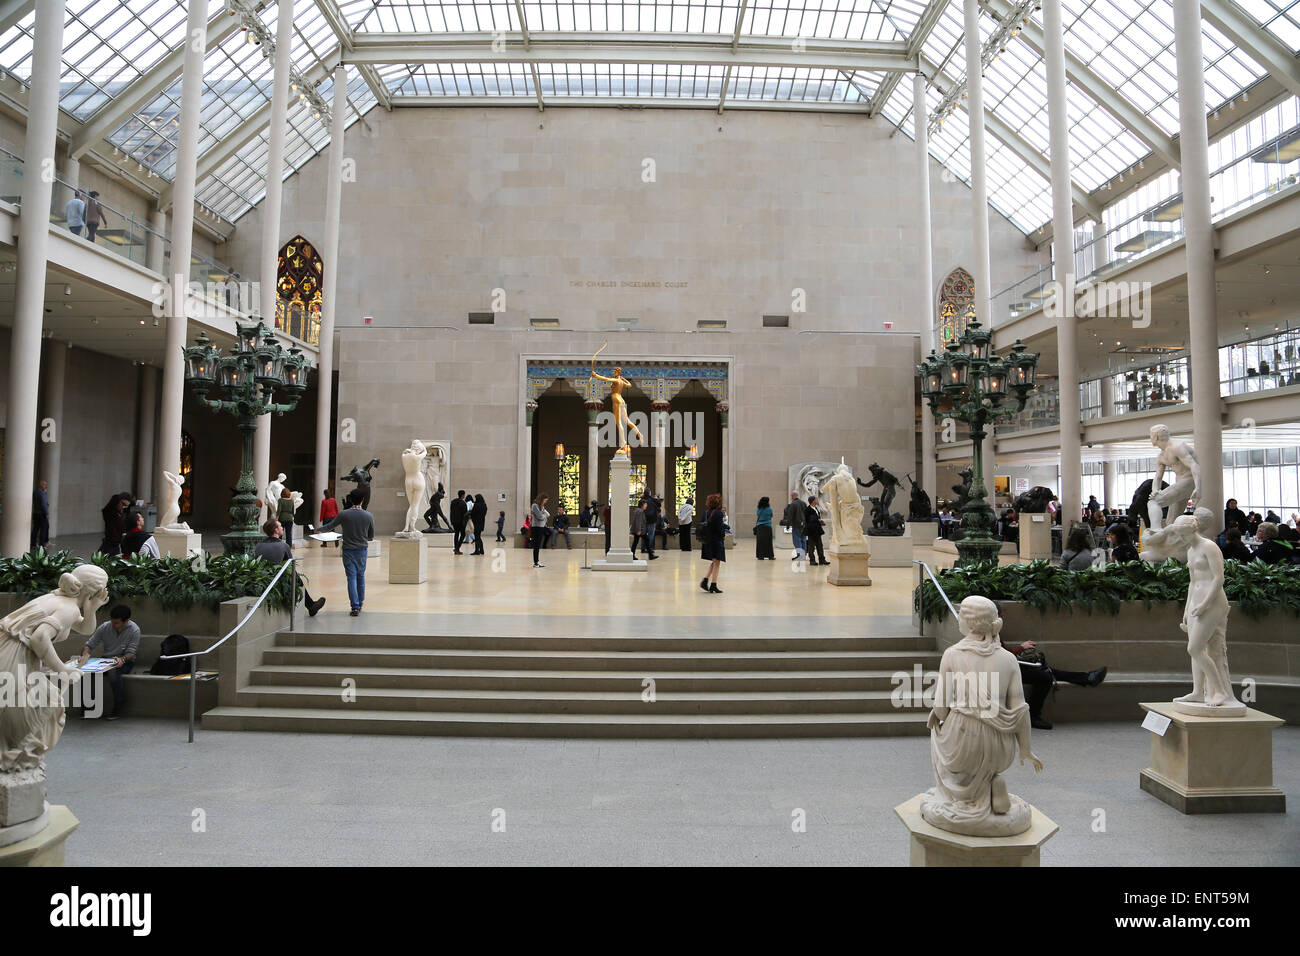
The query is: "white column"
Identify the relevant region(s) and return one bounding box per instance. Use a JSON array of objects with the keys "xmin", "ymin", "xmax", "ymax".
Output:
[
  {"xmin": 964, "ymin": 0, "xmax": 998, "ymax": 500},
  {"xmin": 913, "ymin": 74, "xmax": 937, "ymax": 502},
  {"xmin": 521, "ymin": 405, "xmax": 535, "ymax": 520},
  {"xmin": 1044, "ymin": 0, "xmax": 1081, "ymax": 527},
  {"xmin": 586, "ymin": 403, "xmax": 600, "ymax": 507},
  {"xmin": 314, "ymin": 63, "xmax": 347, "ymax": 512},
  {"xmin": 1174, "ymin": 0, "xmax": 1223, "ymax": 518},
  {"xmin": 2, "ymin": 0, "xmax": 64, "ymax": 556},
  {"xmin": 147, "ymin": 206, "xmax": 166, "ymax": 273},
  {"xmin": 158, "ymin": 0, "xmax": 207, "ymax": 492},
  {"xmin": 38, "ymin": 340, "xmax": 68, "ymax": 541},
  {"xmin": 652, "ymin": 403, "xmax": 667, "ymax": 497},
  {"xmin": 256, "ymin": 0, "xmax": 295, "ymax": 521},
  {"xmin": 136, "ymin": 365, "xmax": 159, "ymax": 508},
  {"xmin": 1101, "ymin": 378, "xmax": 1118, "ymax": 508}
]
